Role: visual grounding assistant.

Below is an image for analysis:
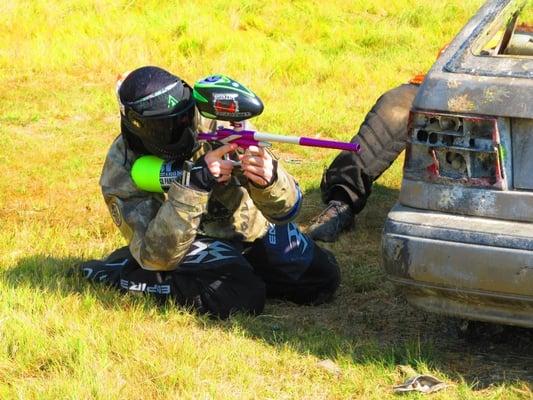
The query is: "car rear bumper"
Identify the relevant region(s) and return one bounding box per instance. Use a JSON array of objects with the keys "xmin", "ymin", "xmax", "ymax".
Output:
[{"xmin": 382, "ymin": 203, "xmax": 533, "ymax": 328}]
